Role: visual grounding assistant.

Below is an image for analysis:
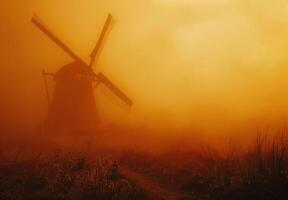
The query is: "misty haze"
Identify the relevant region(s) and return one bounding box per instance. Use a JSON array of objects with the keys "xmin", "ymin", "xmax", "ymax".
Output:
[{"xmin": 1, "ymin": 0, "xmax": 288, "ymax": 199}]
